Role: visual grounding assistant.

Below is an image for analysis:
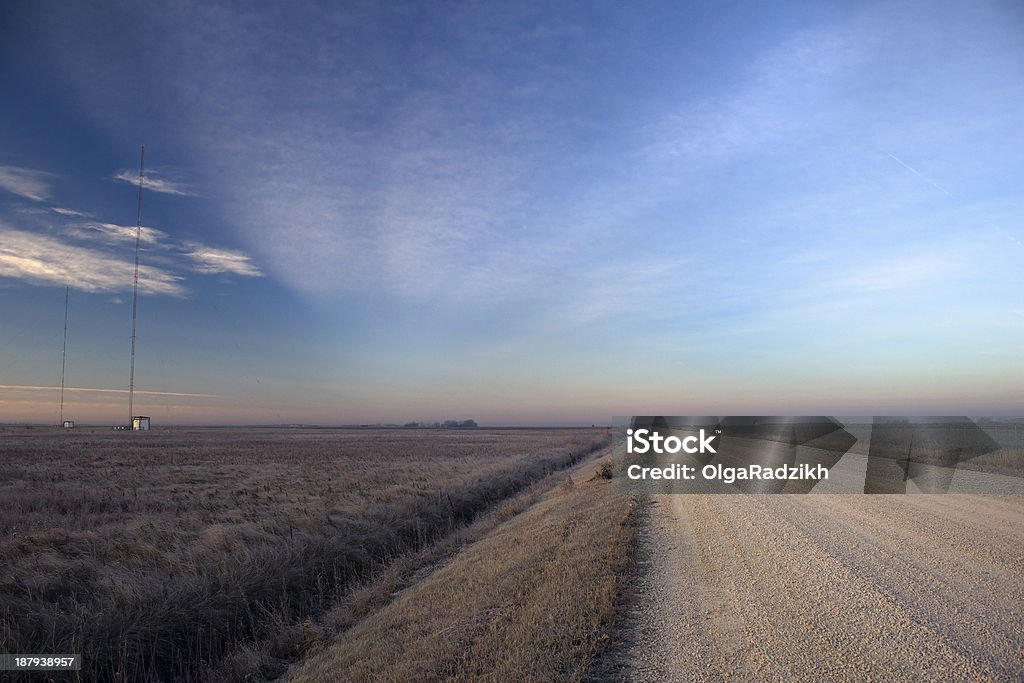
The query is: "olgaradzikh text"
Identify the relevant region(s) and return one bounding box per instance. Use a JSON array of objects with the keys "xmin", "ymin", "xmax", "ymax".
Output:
[{"xmin": 626, "ymin": 463, "xmax": 829, "ymax": 484}]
